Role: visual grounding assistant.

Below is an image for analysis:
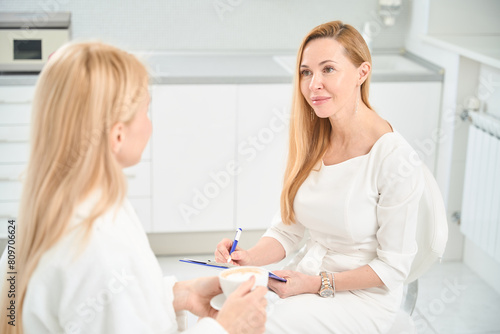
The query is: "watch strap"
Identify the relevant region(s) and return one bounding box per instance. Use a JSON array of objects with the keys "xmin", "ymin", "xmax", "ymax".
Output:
[
  {"xmin": 320, "ymin": 271, "xmax": 331, "ymax": 289},
  {"xmin": 319, "ymin": 271, "xmax": 335, "ymax": 297}
]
